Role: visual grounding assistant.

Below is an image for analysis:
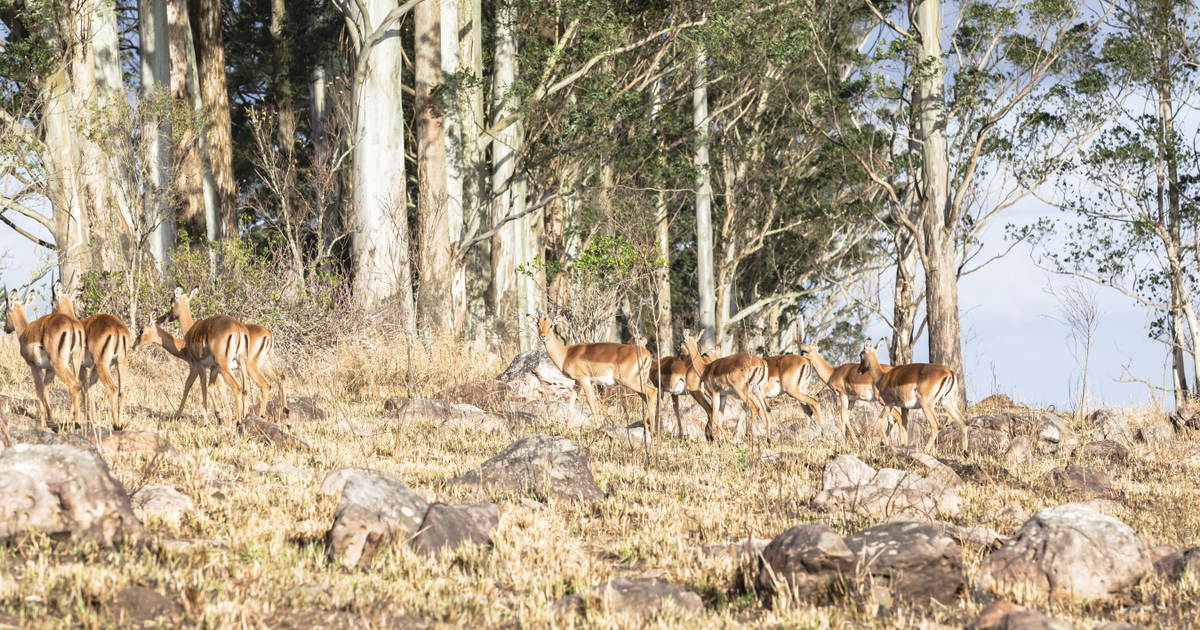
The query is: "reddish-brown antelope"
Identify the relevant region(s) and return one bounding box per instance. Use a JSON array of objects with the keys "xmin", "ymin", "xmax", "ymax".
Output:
[
  {"xmin": 161, "ymin": 286, "xmax": 289, "ymax": 419},
  {"xmin": 133, "ymin": 314, "xmax": 250, "ymax": 424},
  {"xmin": 800, "ymin": 342, "xmax": 904, "ymax": 441},
  {"xmin": 647, "ymin": 331, "xmax": 719, "ymax": 437},
  {"xmin": 50, "ymin": 278, "xmax": 131, "ymax": 430},
  {"xmin": 762, "ymin": 354, "xmax": 822, "ymax": 423},
  {"xmin": 858, "ymin": 338, "xmax": 968, "ymax": 451},
  {"xmin": 682, "ymin": 334, "xmax": 772, "ymax": 443},
  {"xmin": 526, "ymin": 314, "xmax": 657, "ymax": 432},
  {"xmin": 4, "ymin": 287, "xmax": 85, "ymax": 429}
]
